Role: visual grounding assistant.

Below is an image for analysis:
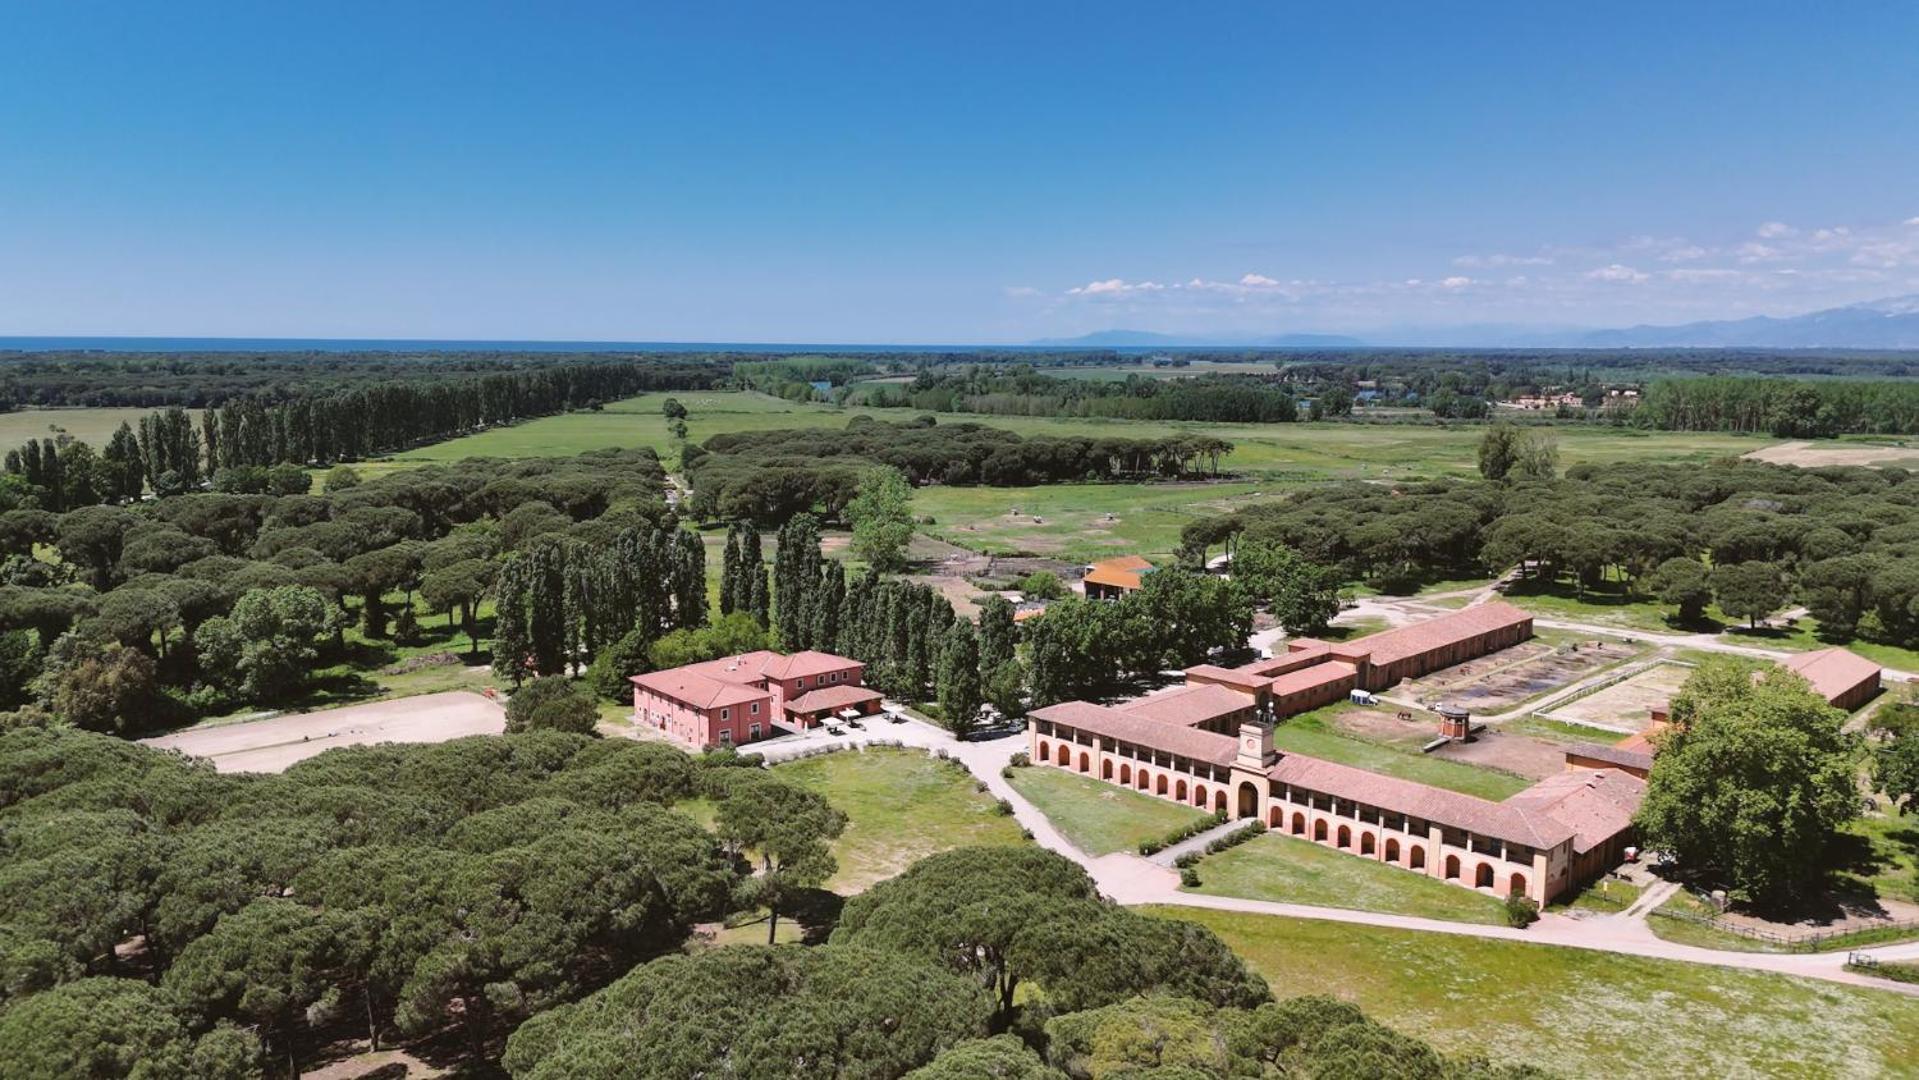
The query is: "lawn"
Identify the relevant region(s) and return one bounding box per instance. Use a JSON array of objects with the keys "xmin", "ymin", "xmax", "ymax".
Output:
[
  {"xmin": 773, "ymin": 747, "xmax": 1028, "ymax": 892},
  {"xmin": 1547, "ymin": 876, "xmax": 1643, "ymax": 915},
  {"xmin": 1185, "ymin": 831, "xmax": 1510, "ymax": 925},
  {"xmin": 1270, "ymin": 712, "xmax": 1532, "ymax": 800},
  {"xmin": 1006, "ymin": 764, "xmax": 1210, "ymax": 855},
  {"xmin": 0, "ymin": 406, "xmax": 183, "ymax": 449},
  {"xmin": 1500, "ymin": 575, "xmax": 1714, "ymax": 635},
  {"xmin": 1147, "ymin": 906, "xmax": 1919, "ymax": 1078}
]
